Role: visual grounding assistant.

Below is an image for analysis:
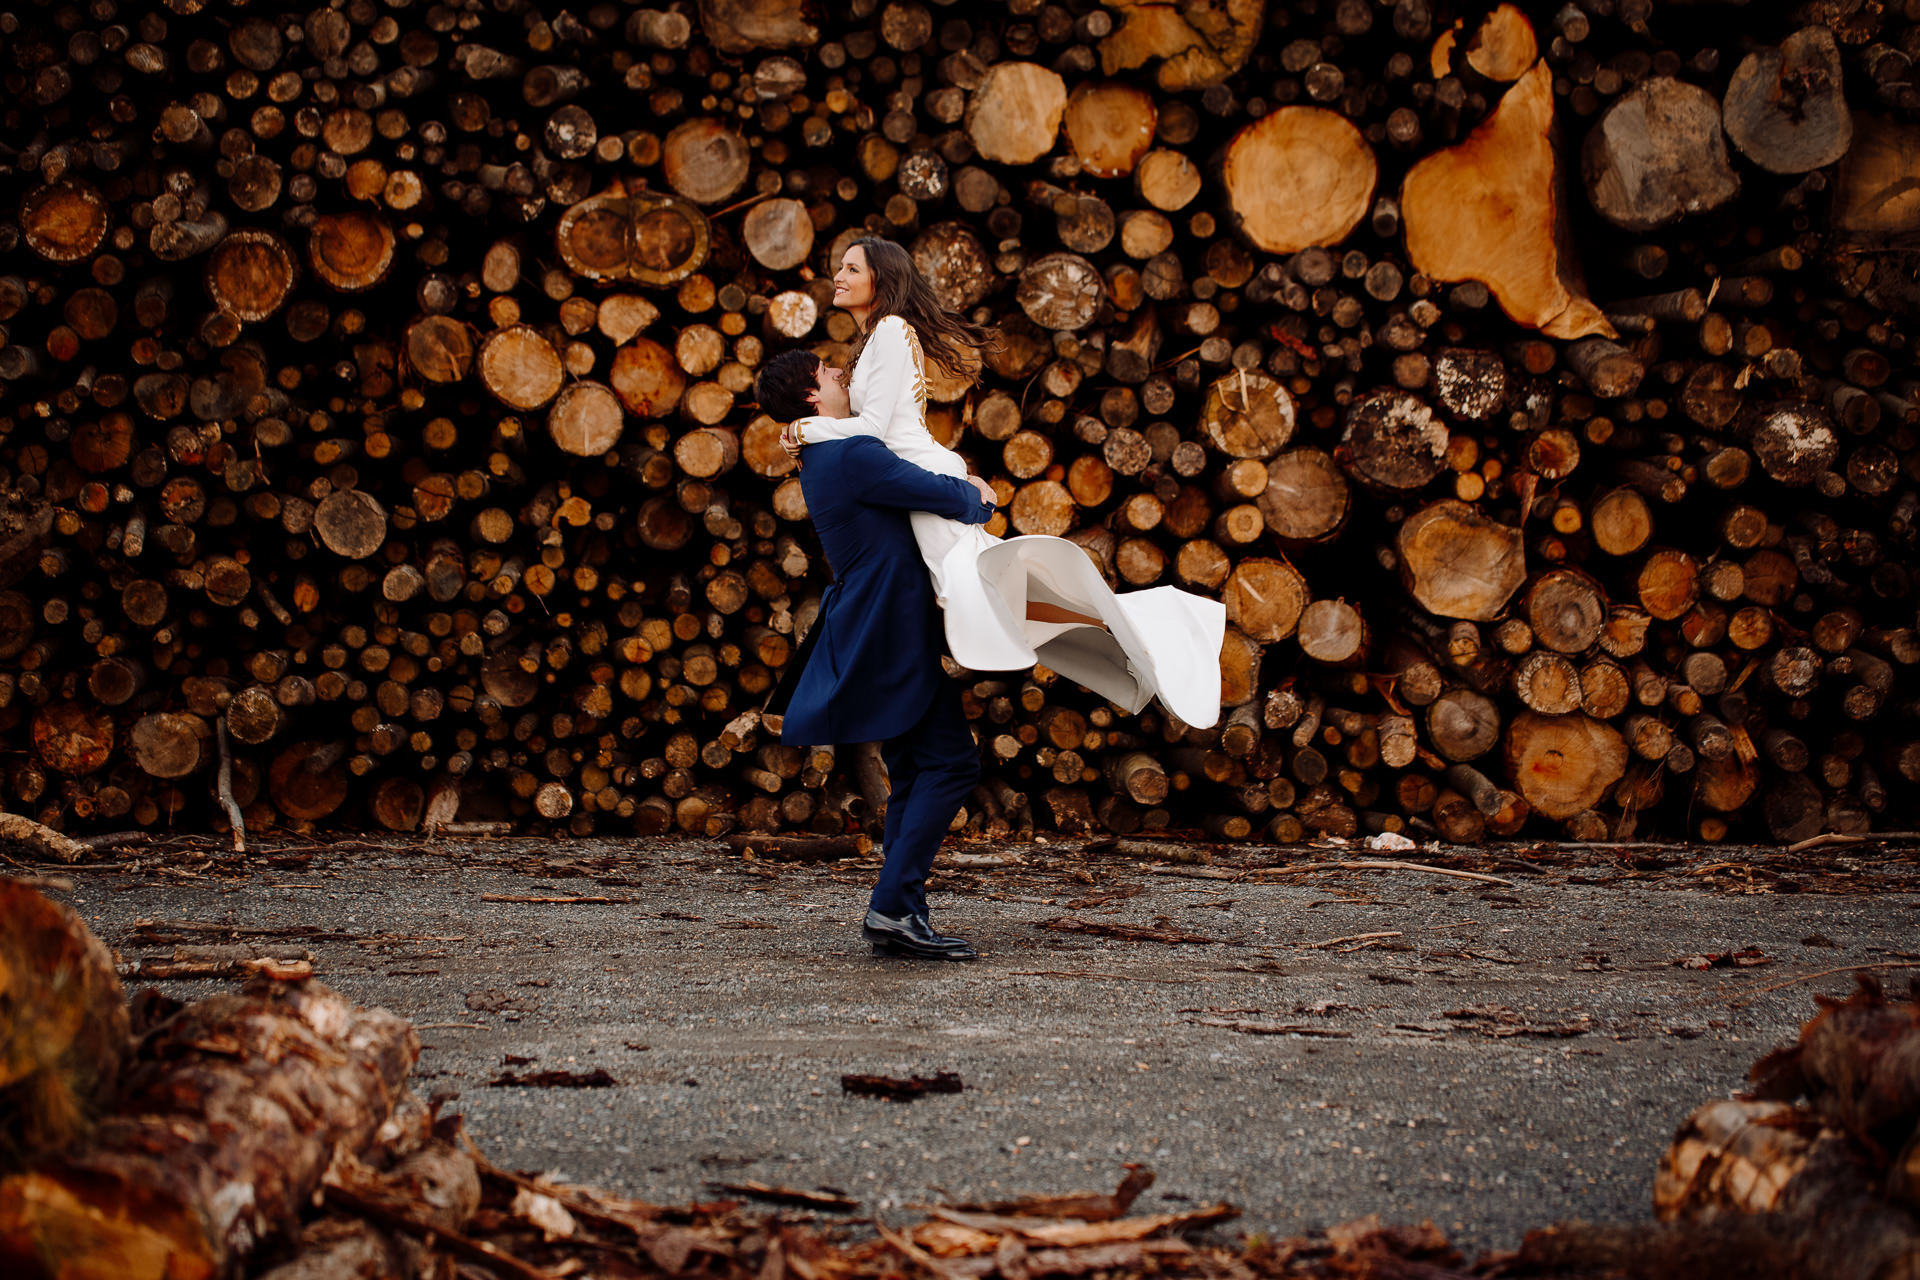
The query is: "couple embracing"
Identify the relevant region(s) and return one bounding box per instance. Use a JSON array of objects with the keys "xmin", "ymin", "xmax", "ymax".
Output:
[{"xmin": 755, "ymin": 237, "xmax": 1226, "ymax": 962}]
